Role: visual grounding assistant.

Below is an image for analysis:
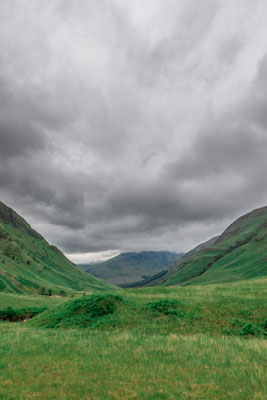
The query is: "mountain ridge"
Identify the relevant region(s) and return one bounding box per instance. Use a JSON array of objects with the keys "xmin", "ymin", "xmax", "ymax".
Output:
[
  {"xmin": 164, "ymin": 206, "xmax": 267, "ymax": 286},
  {"xmin": 136, "ymin": 236, "xmax": 219, "ymax": 288},
  {"xmin": 80, "ymin": 251, "xmax": 184, "ymax": 285},
  {"xmin": 0, "ymin": 200, "xmax": 116, "ymax": 293}
]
